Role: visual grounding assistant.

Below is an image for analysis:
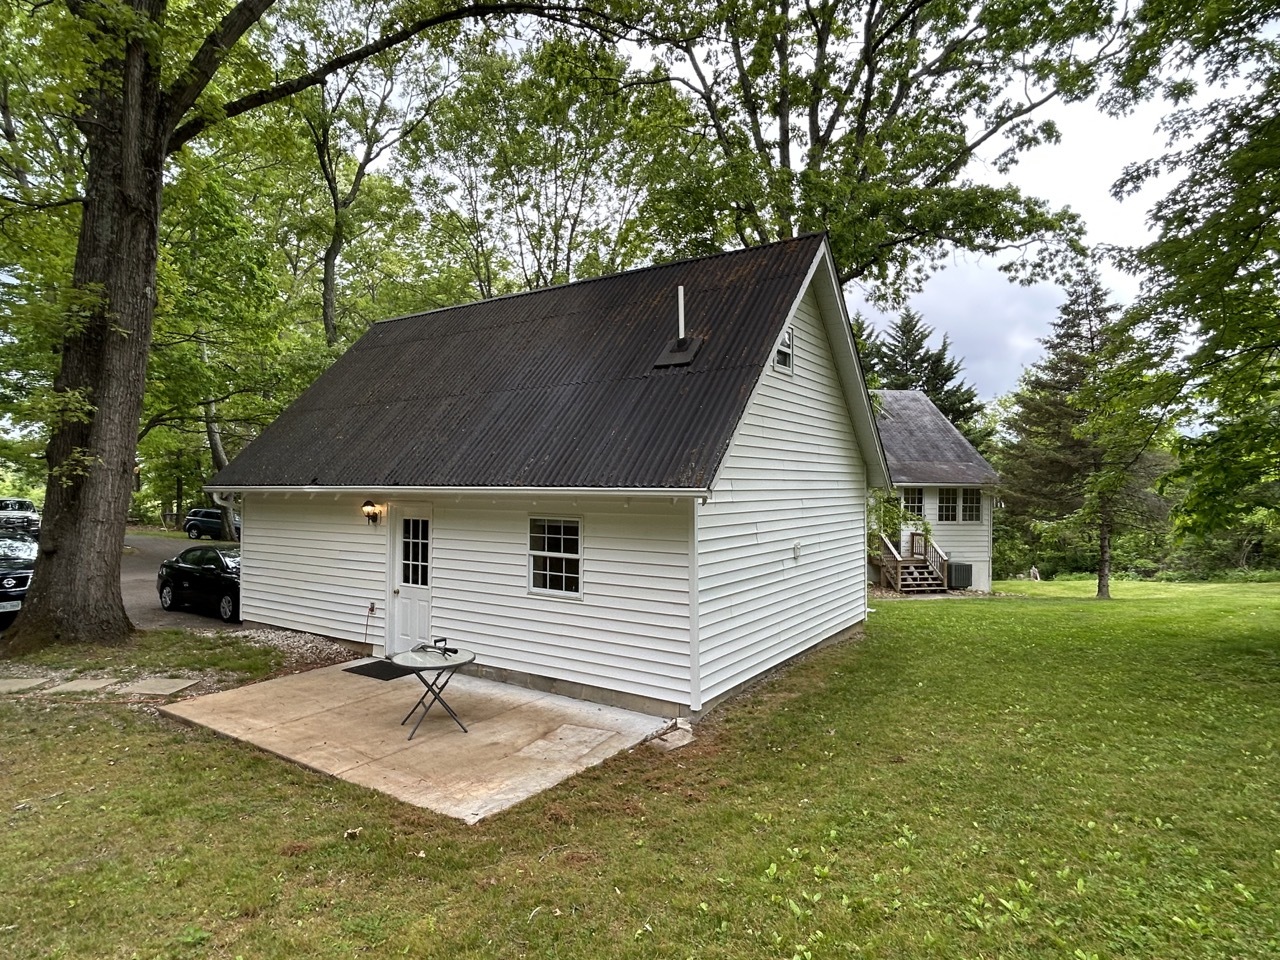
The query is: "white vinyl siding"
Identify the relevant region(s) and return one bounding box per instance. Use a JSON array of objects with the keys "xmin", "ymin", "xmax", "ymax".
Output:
[
  {"xmin": 428, "ymin": 498, "xmax": 691, "ymax": 706},
  {"xmin": 899, "ymin": 487, "xmax": 994, "ymax": 591},
  {"xmin": 697, "ymin": 288, "xmax": 868, "ymax": 705},
  {"xmin": 239, "ymin": 495, "xmax": 389, "ymax": 644},
  {"xmin": 244, "ymin": 494, "xmax": 693, "ymax": 706}
]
